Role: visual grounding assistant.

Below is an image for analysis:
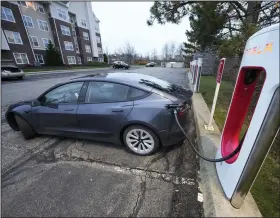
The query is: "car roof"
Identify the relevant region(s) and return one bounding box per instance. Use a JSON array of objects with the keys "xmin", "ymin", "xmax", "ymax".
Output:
[{"xmin": 71, "ymin": 72, "xmax": 172, "ymax": 92}]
